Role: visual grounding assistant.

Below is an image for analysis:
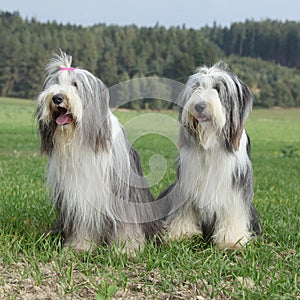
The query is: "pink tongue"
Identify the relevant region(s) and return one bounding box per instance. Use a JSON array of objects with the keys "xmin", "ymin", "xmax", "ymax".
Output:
[
  {"xmin": 197, "ymin": 116, "xmax": 208, "ymax": 122},
  {"xmin": 56, "ymin": 114, "xmax": 72, "ymax": 125}
]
